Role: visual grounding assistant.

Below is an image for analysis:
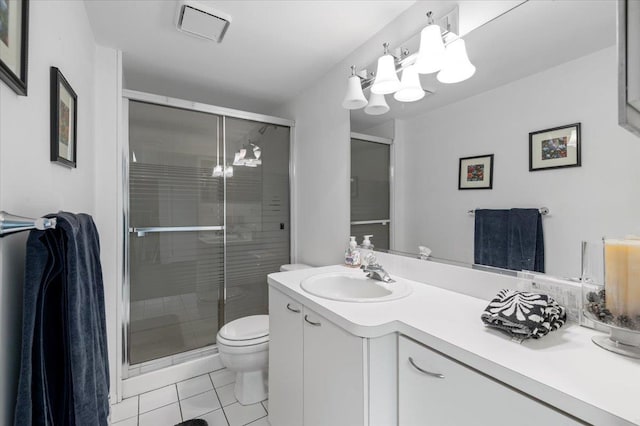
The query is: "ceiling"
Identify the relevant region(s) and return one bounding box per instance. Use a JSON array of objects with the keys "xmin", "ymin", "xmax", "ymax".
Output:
[
  {"xmin": 84, "ymin": 0, "xmax": 416, "ymax": 113},
  {"xmin": 351, "ymin": 0, "xmax": 617, "ymax": 131}
]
